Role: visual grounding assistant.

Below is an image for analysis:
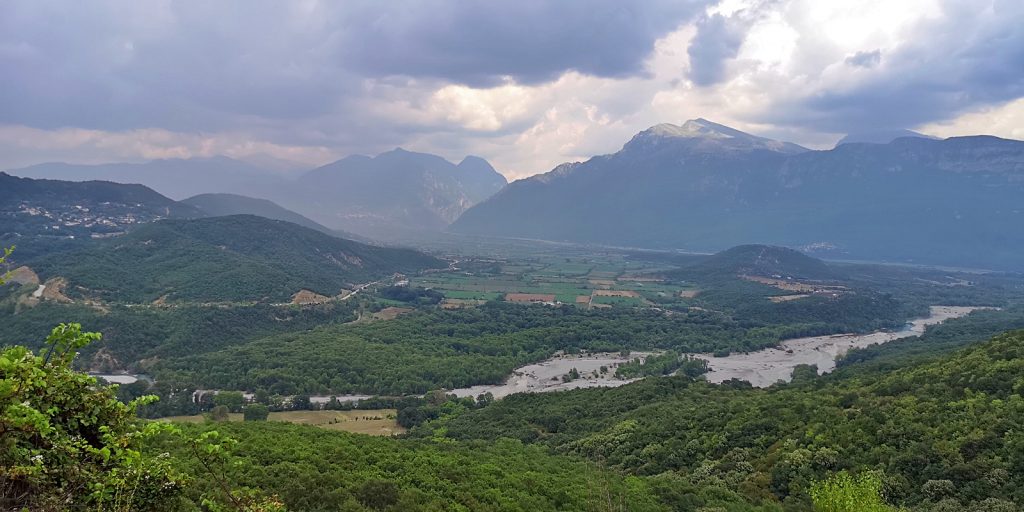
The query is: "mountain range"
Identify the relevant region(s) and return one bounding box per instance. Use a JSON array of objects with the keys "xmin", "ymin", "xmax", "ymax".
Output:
[
  {"xmin": 280, "ymin": 149, "xmax": 507, "ymax": 236},
  {"xmin": 450, "ymin": 119, "xmax": 1024, "ymax": 270},
  {"xmin": 9, "ymin": 156, "xmax": 285, "ymax": 200},
  {"xmin": 180, "ymin": 192, "xmax": 367, "ymax": 242},
  {"xmin": 7, "ymin": 149, "xmax": 508, "ymax": 239}
]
